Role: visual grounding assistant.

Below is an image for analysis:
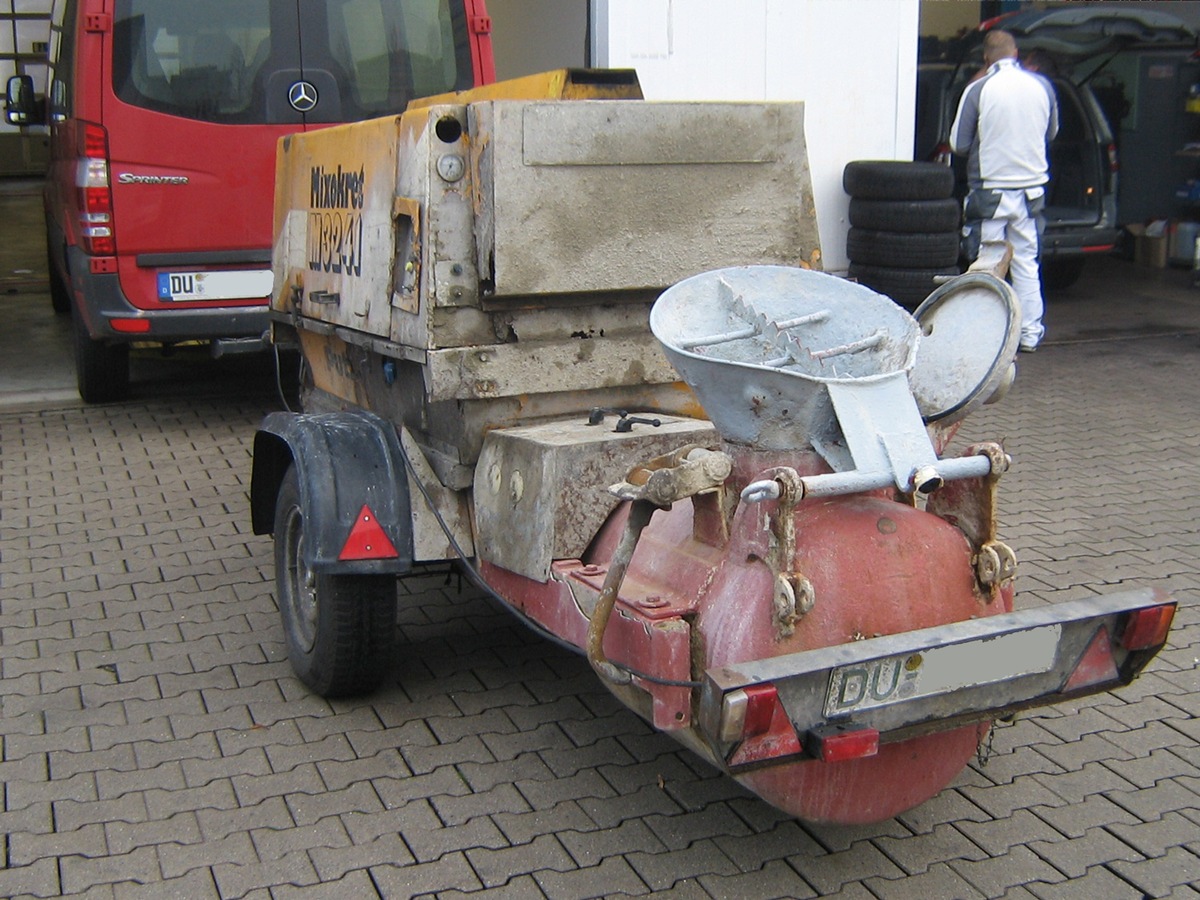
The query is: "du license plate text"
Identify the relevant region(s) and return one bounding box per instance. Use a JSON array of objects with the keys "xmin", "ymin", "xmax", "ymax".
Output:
[
  {"xmin": 824, "ymin": 625, "xmax": 1062, "ymax": 717},
  {"xmin": 157, "ymin": 270, "xmax": 272, "ymax": 302}
]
